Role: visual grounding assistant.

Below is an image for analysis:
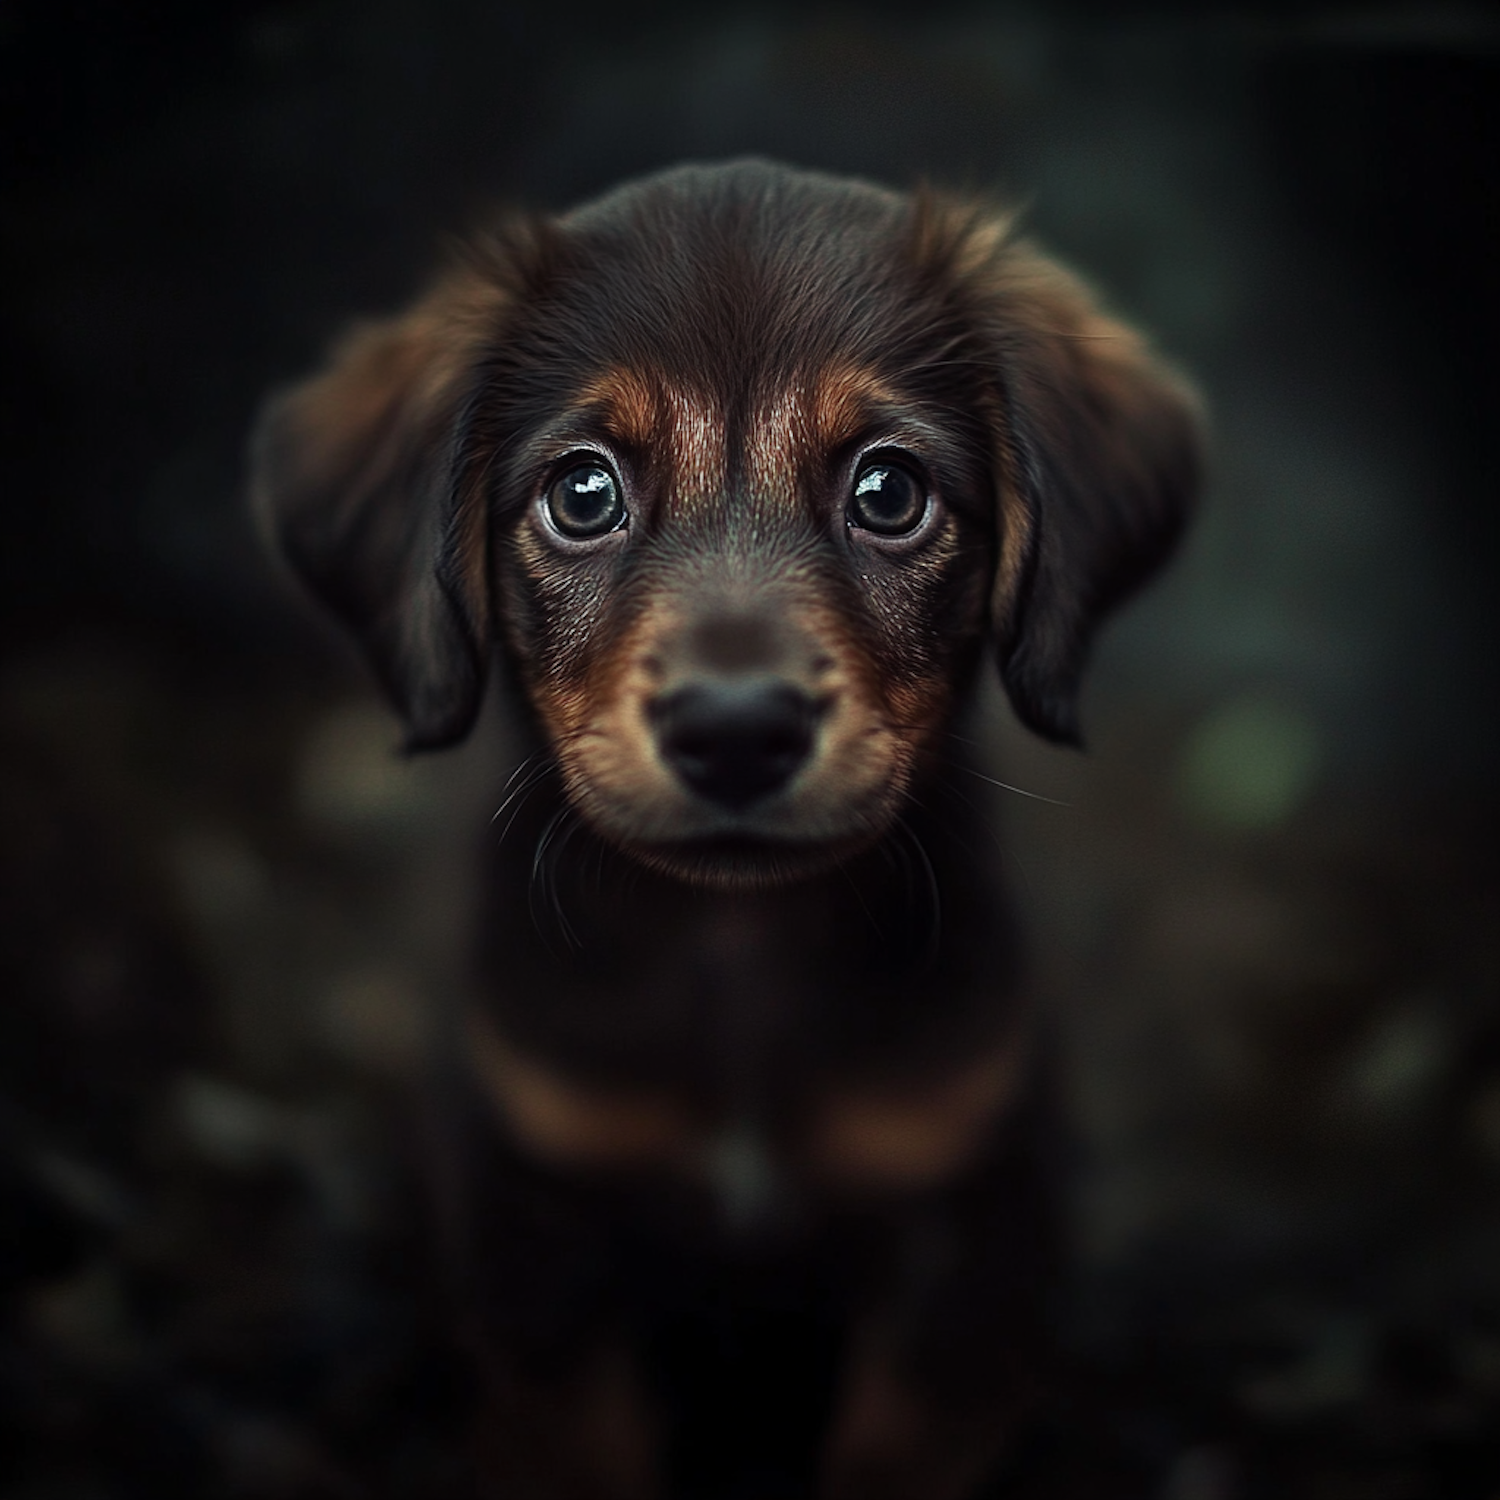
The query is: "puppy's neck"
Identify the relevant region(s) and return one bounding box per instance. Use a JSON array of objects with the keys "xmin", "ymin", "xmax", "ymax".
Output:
[
  {"xmin": 459, "ymin": 744, "xmax": 1036, "ymax": 1184},
  {"xmin": 474, "ymin": 750, "xmax": 1022, "ymax": 1066}
]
